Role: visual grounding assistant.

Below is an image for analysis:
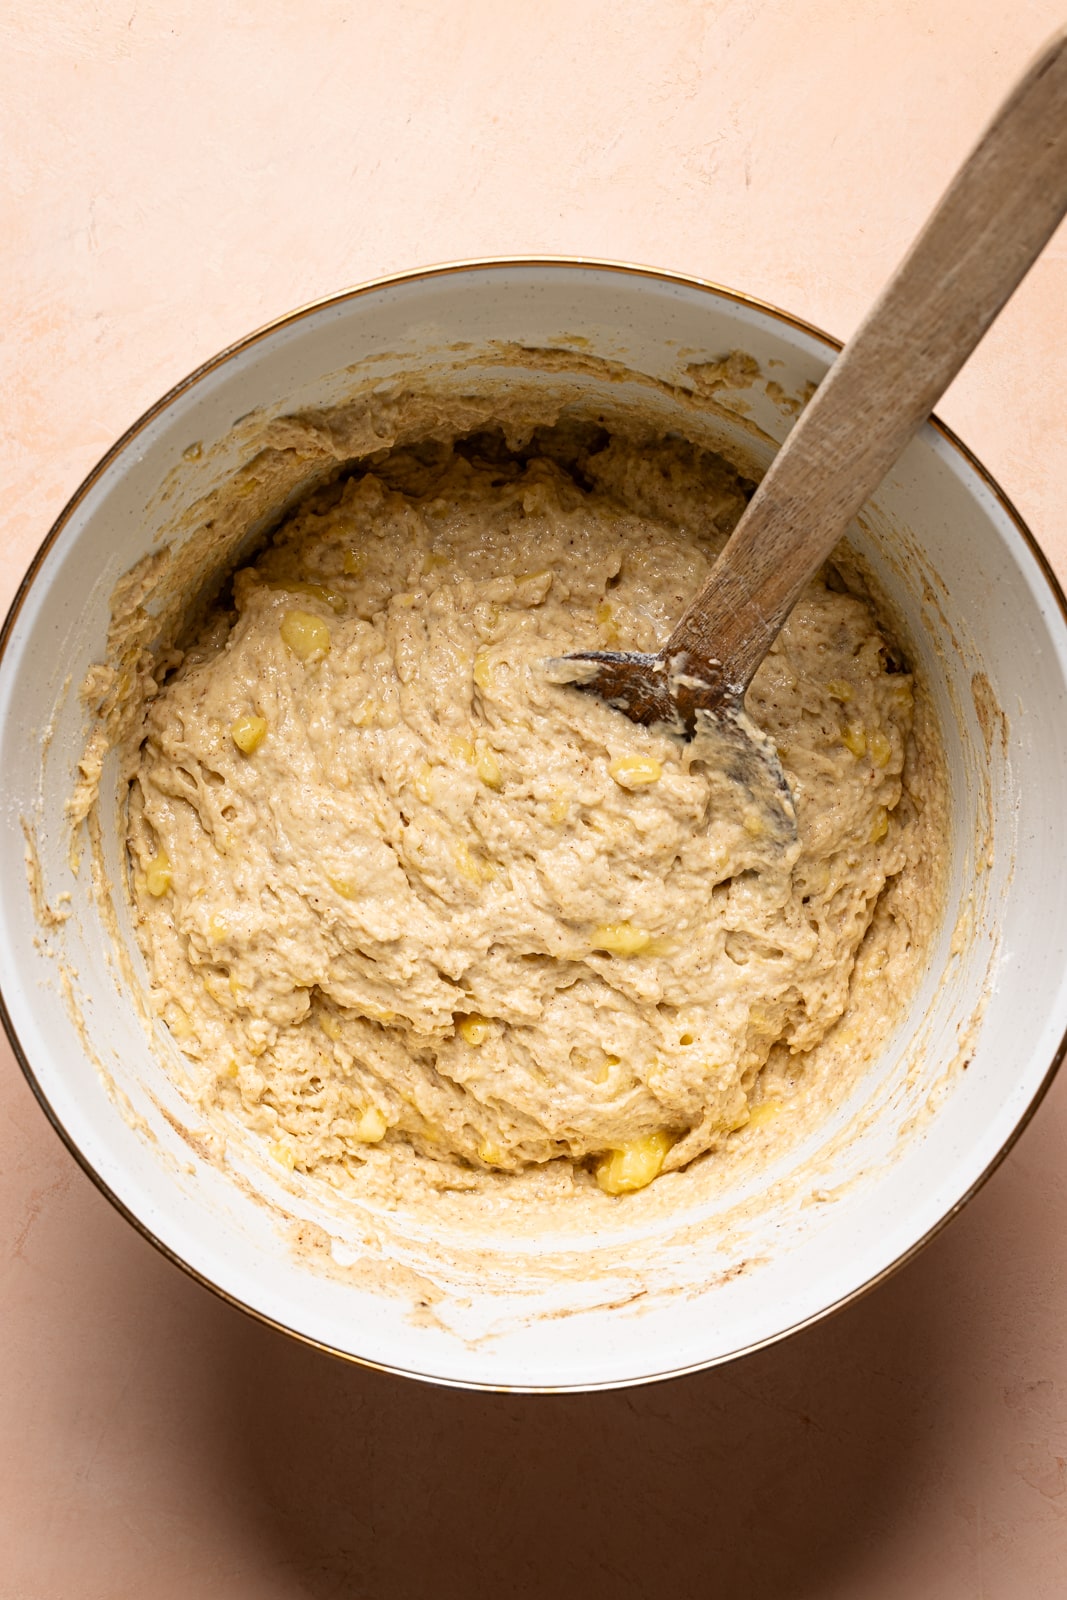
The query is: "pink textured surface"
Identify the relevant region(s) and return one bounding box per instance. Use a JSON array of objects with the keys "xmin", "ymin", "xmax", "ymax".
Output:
[{"xmin": 2, "ymin": 4, "xmax": 1066, "ymax": 1595}]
